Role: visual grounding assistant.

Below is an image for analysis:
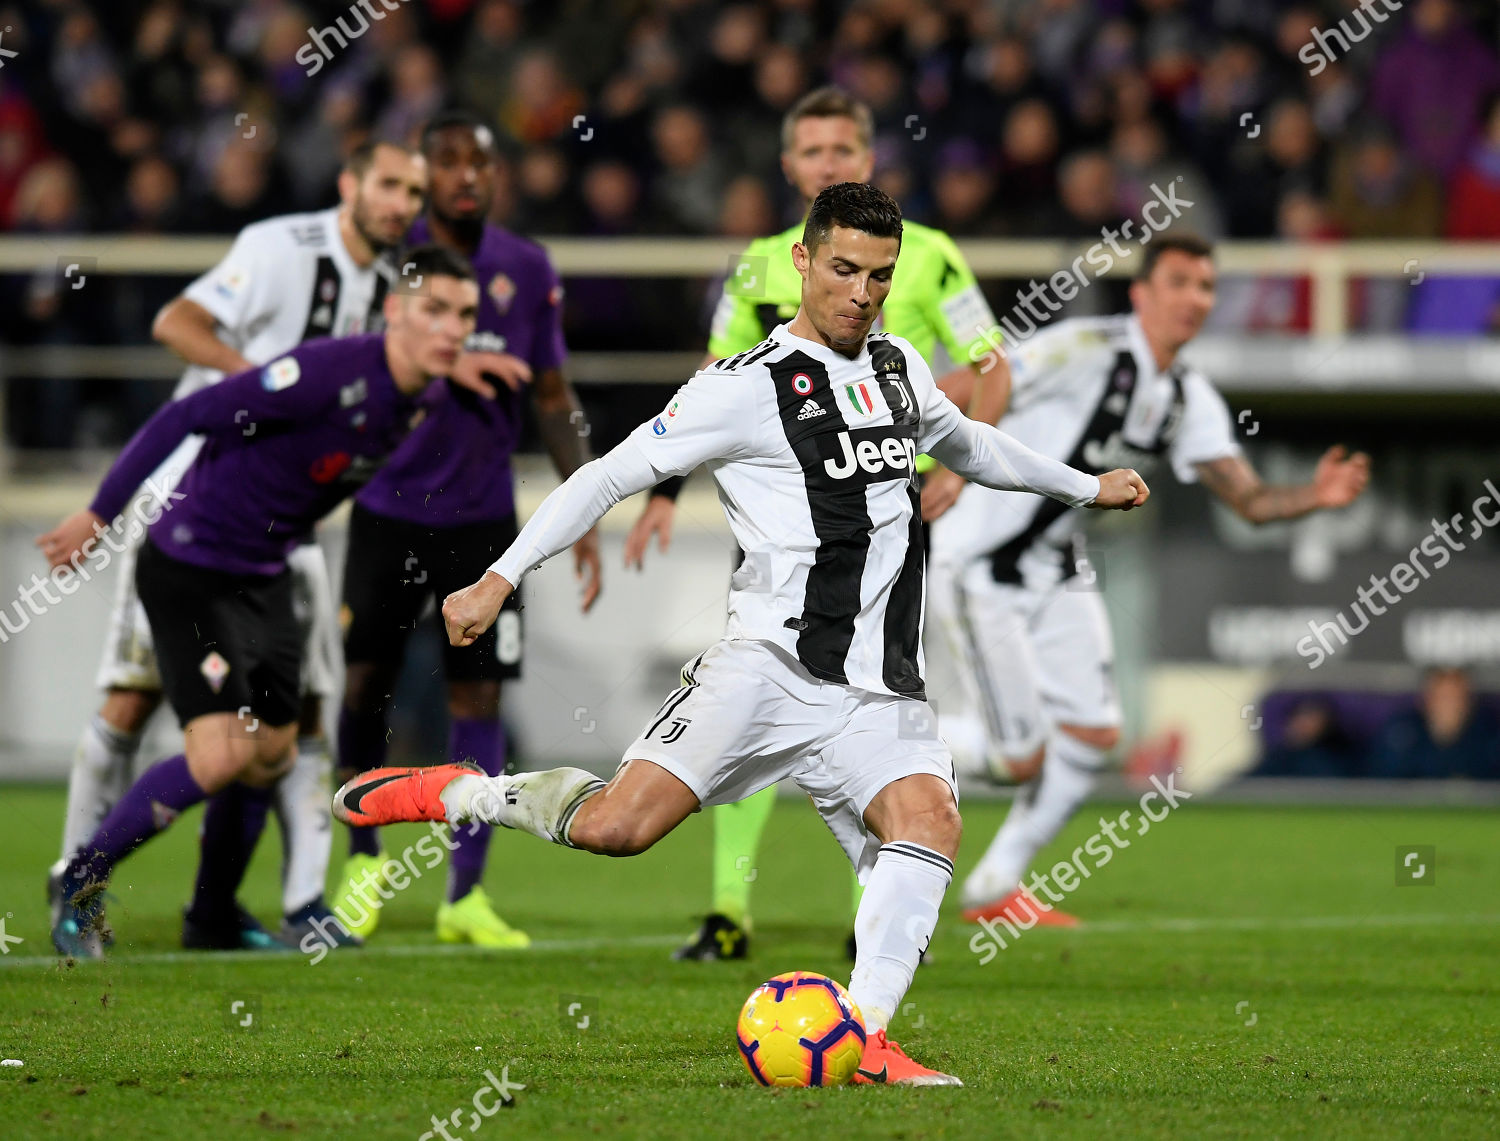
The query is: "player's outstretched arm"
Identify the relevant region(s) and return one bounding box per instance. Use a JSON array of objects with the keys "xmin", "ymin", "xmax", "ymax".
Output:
[
  {"xmin": 152, "ymin": 296, "xmax": 253, "ymax": 375},
  {"xmin": 926, "ymin": 414, "xmax": 1148, "ymax": 510},
  {"xmin": 1194, "ymin": 446, "xmax": 1370, "ymax": 524},
  {"xmin": 442, "ymin": 439, "xmax": 663, "ymax": 645}
]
